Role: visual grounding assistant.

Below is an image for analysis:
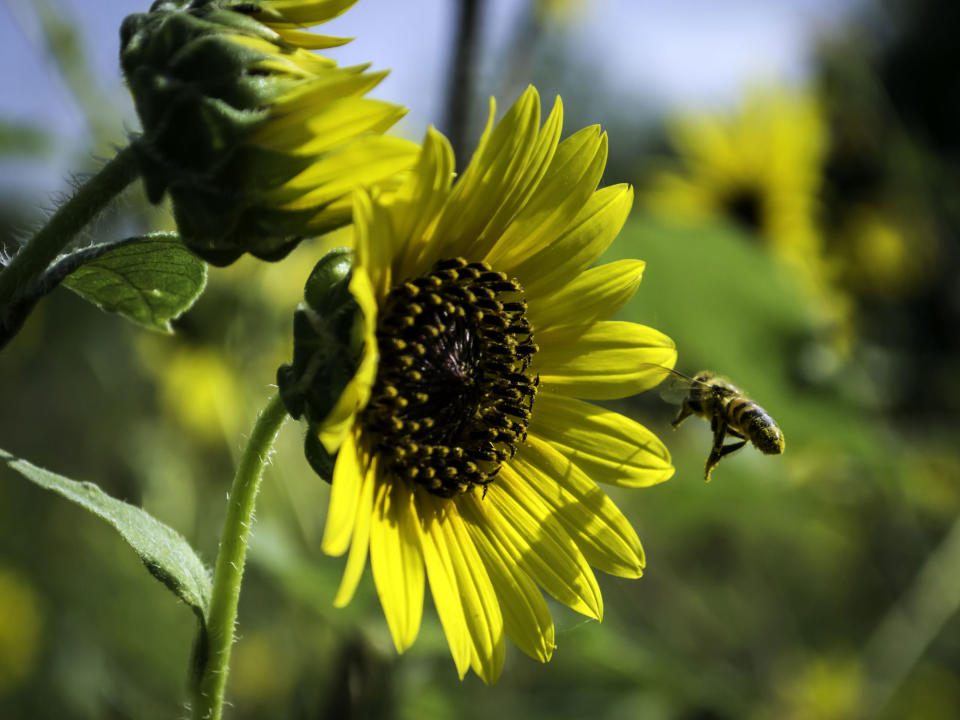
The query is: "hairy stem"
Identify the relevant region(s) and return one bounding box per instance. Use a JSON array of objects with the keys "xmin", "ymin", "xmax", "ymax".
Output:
[
  {"xmin": 192, "ymin": 394, "xmax": 289, "ymax": 720},
  {"xmin": 0, "ymin": 145, "xmax": 139, "ymax": 308}
]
